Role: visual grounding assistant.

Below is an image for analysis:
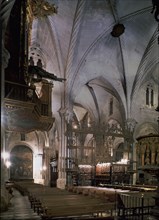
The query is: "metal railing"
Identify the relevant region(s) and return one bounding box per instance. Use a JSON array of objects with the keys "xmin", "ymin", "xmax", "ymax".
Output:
[{"xmin": 117, "ymin": 193, "xmax": 155, "ymax": 219}]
